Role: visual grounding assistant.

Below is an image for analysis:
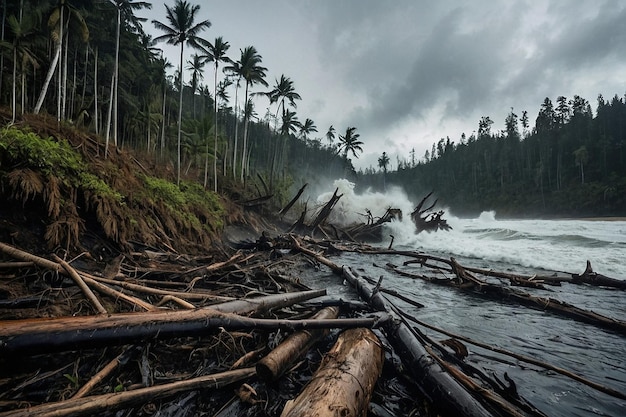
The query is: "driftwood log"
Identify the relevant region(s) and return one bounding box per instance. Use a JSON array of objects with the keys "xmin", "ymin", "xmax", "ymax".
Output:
[
  {"xmin": 342, "ymin": 267, "xmax": 498, "ymax": 417},
  {"xmin": 572, "ymin": 260, "xmax": 626, "ymax": 289},
  {"xmin": 256, "ymin": 306, "xmax": 339, "ymax": 381},
  {"xmin": 0, "ymin": 367, "xmax": 256, "ymax": 417},
  {"xmin": 0, "ymin": 303, "xmax": 387, "ymax": 355},
  {"xmin": 280, "ymin": 328, "xmax": 384, "ymax": 417}
]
